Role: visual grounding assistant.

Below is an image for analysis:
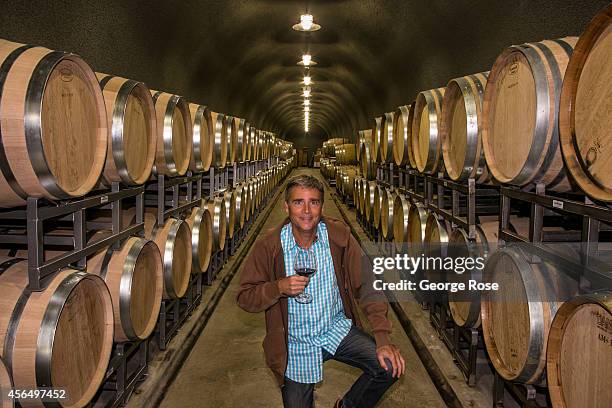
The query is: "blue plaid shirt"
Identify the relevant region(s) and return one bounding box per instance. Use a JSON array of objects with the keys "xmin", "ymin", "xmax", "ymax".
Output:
[{"xmin": 280, "ymin": 221, "xmax": 353, "ymax": 383}]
